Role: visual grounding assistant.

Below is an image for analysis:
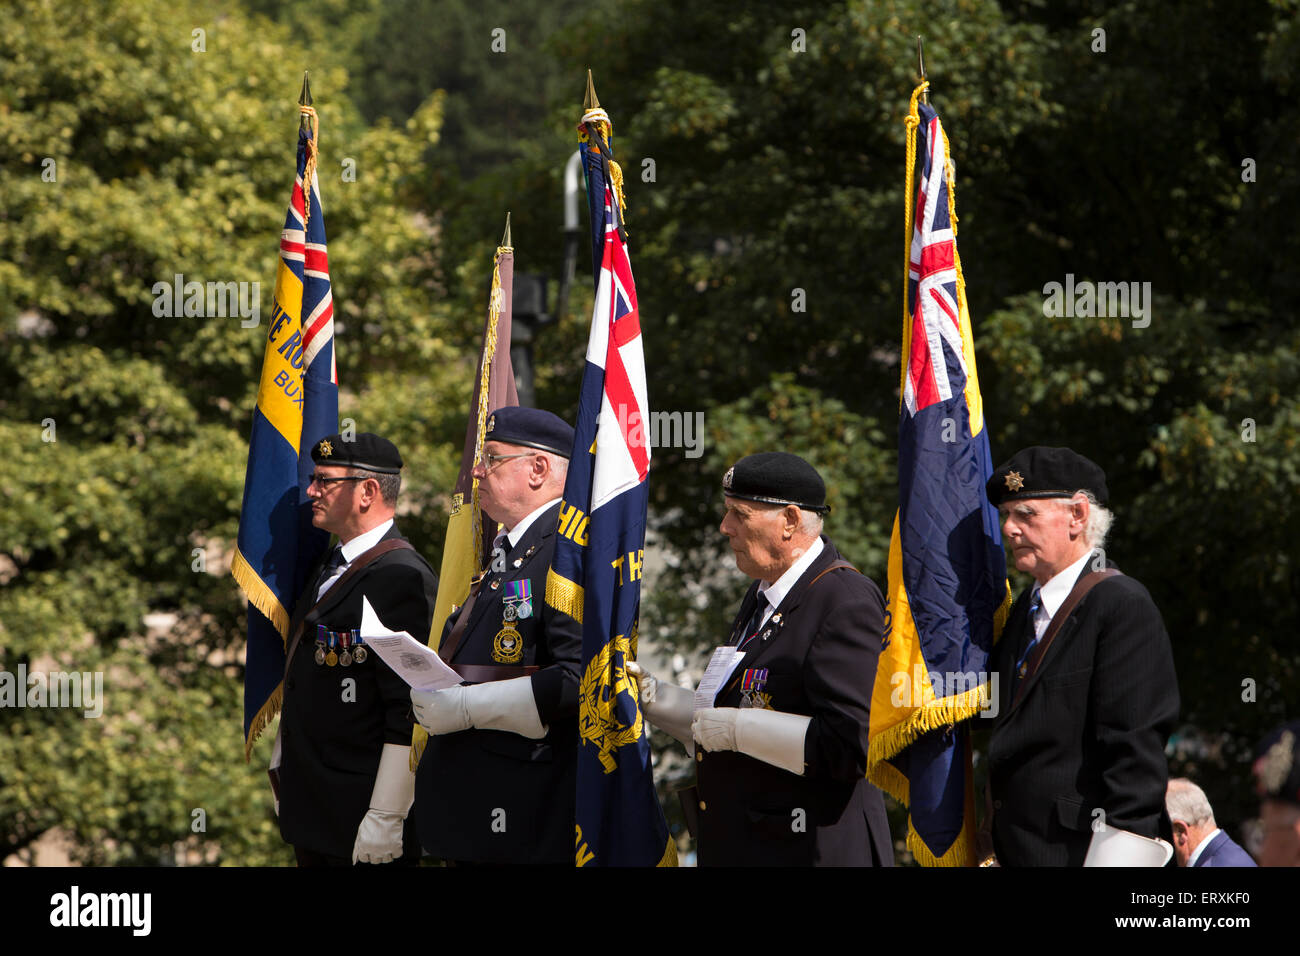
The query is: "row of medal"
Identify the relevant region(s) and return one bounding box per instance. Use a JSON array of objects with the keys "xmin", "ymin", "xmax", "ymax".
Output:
[{"xmin": 315, "ymin": 626, "xmax": 368, "ymax": 666}]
